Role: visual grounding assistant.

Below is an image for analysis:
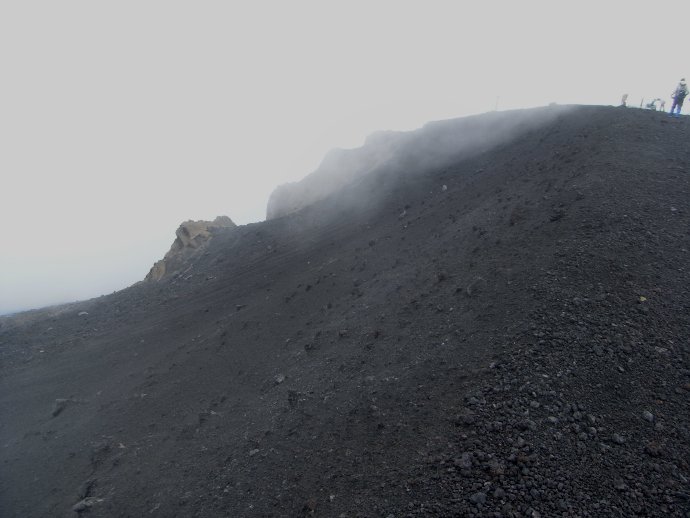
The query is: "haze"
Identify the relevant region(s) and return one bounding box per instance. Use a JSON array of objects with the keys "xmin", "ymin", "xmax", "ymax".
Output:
[{"xmin": 1, "ymin": 1, "xmax": 687, "ymax": 315}]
